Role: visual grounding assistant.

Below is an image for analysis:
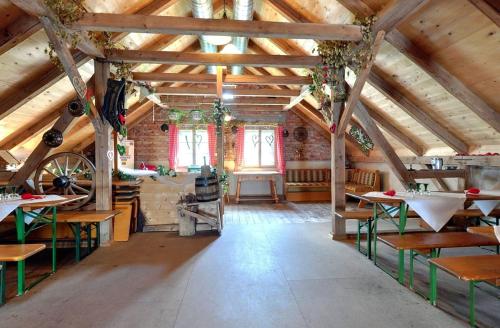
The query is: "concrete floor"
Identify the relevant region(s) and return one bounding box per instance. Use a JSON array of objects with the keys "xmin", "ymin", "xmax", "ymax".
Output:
[{"xmin": 0, "ymin": 203, "xmax": 497, "ymax": 328}]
